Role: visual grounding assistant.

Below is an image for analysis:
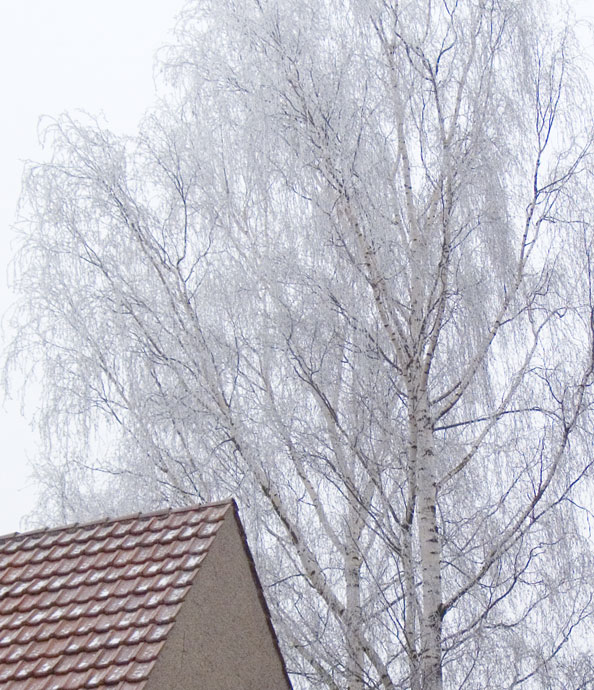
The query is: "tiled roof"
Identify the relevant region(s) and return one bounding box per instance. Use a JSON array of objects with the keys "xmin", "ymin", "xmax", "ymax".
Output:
[{"xmin": 0, "ymin": 500, "xmax": 233, "ymax": 689}]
